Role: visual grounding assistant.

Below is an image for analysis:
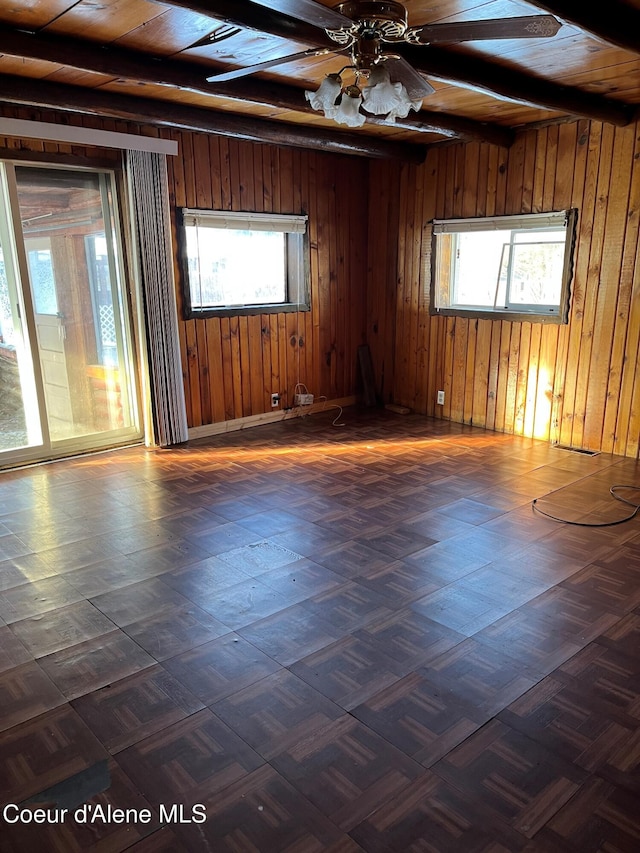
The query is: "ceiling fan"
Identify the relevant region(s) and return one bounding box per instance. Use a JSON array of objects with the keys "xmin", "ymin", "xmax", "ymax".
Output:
[{"xmin": 204, "ymin": 1, "xmax": 562, "ymax": 127}]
